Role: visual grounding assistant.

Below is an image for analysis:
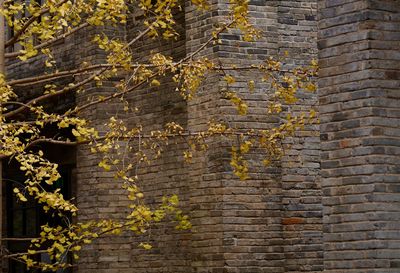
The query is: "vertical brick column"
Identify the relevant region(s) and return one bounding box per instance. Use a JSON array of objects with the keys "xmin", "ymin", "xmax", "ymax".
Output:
[
  {"xmin": 187, "ymin": 1, "xmax": 322, "ymax": 272},
  {"xmin": 75, "ymin": 26, "xmax": 130, "ymax": 273},
  {"xmin": 318, "ymin": 1, "xmax": 400, "ymax": 272},
  {"xmin": 216, "ymin": 2, "xmax": 286, "ymax": 273},
  {"xmin": 124, "ymin": 4, "xmax": 191, "ymax": 273},
  {"xmin": 186, "ymin": 1, "xmax": 322, "ymax": 273},
  {"xmin": 185, "ymin": 1, "xmax": 225, "ymax": 272},
  {"xmin": 278, "ymin": 1, "xmax": 323, "ymax": 272}
]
